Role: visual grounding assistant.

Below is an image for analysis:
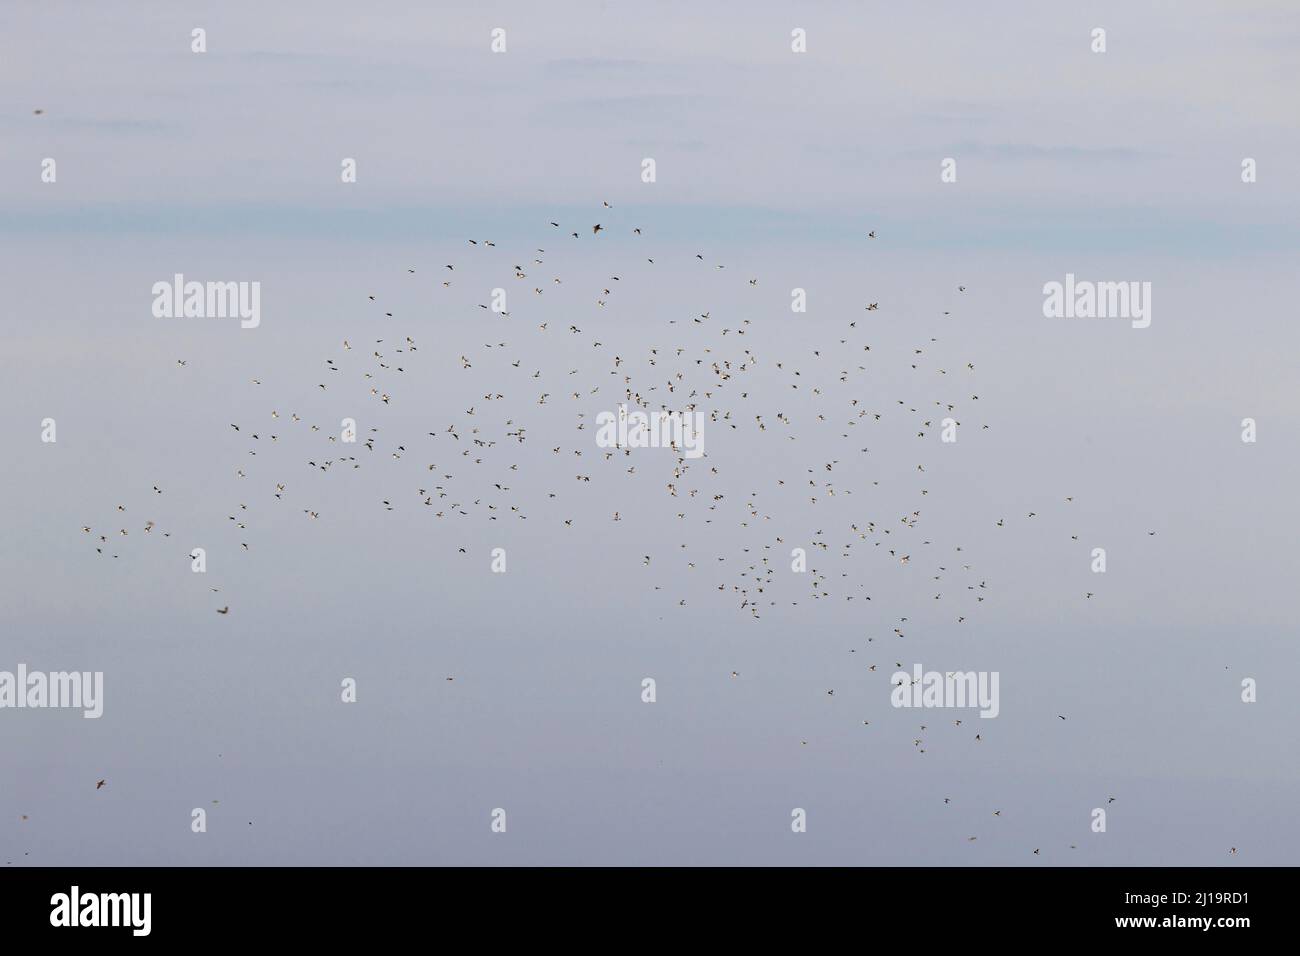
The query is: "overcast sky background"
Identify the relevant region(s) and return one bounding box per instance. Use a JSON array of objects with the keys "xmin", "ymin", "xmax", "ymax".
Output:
[{"xmin": 2, "ymin": 1, "xmax": 1299, "ymax": 865}]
